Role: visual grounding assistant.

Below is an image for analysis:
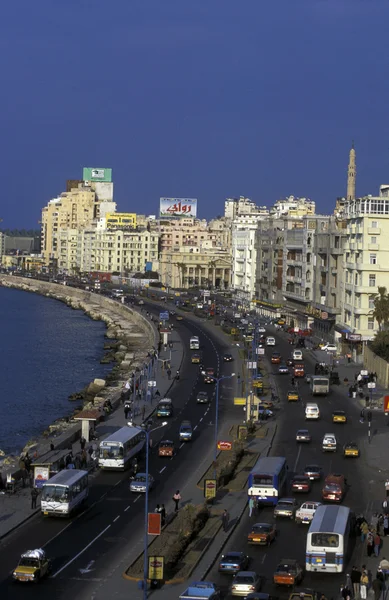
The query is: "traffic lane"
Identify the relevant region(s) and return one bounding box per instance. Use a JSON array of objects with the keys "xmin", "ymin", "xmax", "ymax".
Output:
[{"xmin": 0, "ymin": 318, "xmax": 217, "ymax": 582}]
